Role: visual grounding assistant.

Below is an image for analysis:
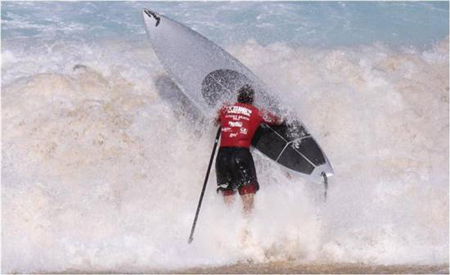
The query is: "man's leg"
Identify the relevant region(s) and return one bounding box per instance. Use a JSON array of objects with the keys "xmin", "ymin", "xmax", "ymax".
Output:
[
  {"xmin": 224, "ymin": 194, "xmax": 235, "ymax": 206},
  {"xmin": 221, "ymin": 188, "xmax": 236, "ymax": 207},
  {"xmin": 239, "ymin": 183, "xmax": 257, "ymax": 215},
  {"xmin": 241, "ymin": 193, "xmax": 254, "ymax": 215},
  {"xmin": 235, "ymin": 148, "xmax": 258, "ymax": 215}
]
